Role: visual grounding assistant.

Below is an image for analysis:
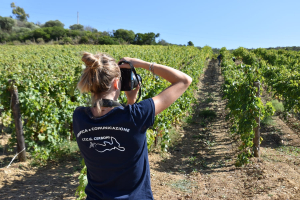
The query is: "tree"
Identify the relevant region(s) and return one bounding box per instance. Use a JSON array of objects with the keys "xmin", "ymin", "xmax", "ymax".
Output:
[
  {"xmin": 133, "ymin": 32, "xmax": 159, "ymax": 45},
  {"xmin": 43, "ymin": 20, "xmax": 64, "ymax": 28},
  {"xmin": 101, "ymin": 31, "xmax": 112, "ymax": 37},
  {"xmin": 11, "ymin": 2, "xmax": 29, "ymax": 21},
  {"xmin": 48, "ymin": 26, "xmax": 66, "ymax": 40},
  {"xmin": 32, "ymin": 28, "xmax": 50, "ymax": 40},
  {"xmin": 113, "ymin": 29, "xmax": 135, "ymax": 44},
  {"xmin": 79, "ymin": 36, "xmax": 89, "ymax": 44},
  {"xmin": 68, "ymin": 29, "xmax": 81, "ymax": 37},
  {"xmin": 187, "ymin": 41, "xmax": 194, "ymax": 46},
  {"xmin": 98, "ymin": 36, "xmax": 119, "ymax": 45},
  {"xmin": 157, "ymin": 39, "xmax": 169, "ymax": 46},
  {"xmin": 0, "ymin": 30, "xmax": 10, "ymax": 42},
  {"xmin": 69, "ymin": 24, "xmax": 84, "ymax": 31},
  {"xmin": 0, "ymin": 16, "xmax": 15, "ymax": 32},
  {"xmin": 84, "ymin": 25, "xmax": 97, "ymax": 33}
]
